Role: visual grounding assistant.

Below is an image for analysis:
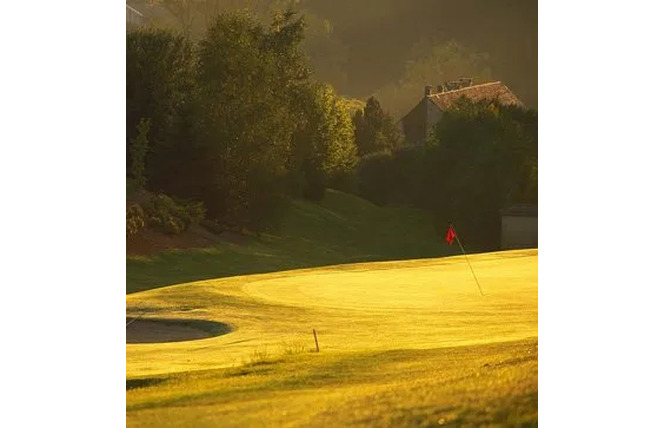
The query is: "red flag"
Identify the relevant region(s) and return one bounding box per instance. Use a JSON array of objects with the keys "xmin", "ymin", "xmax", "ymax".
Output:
[{"xmin": 446, "ymin": 225, "xmax": 457, "ymax": 245}]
